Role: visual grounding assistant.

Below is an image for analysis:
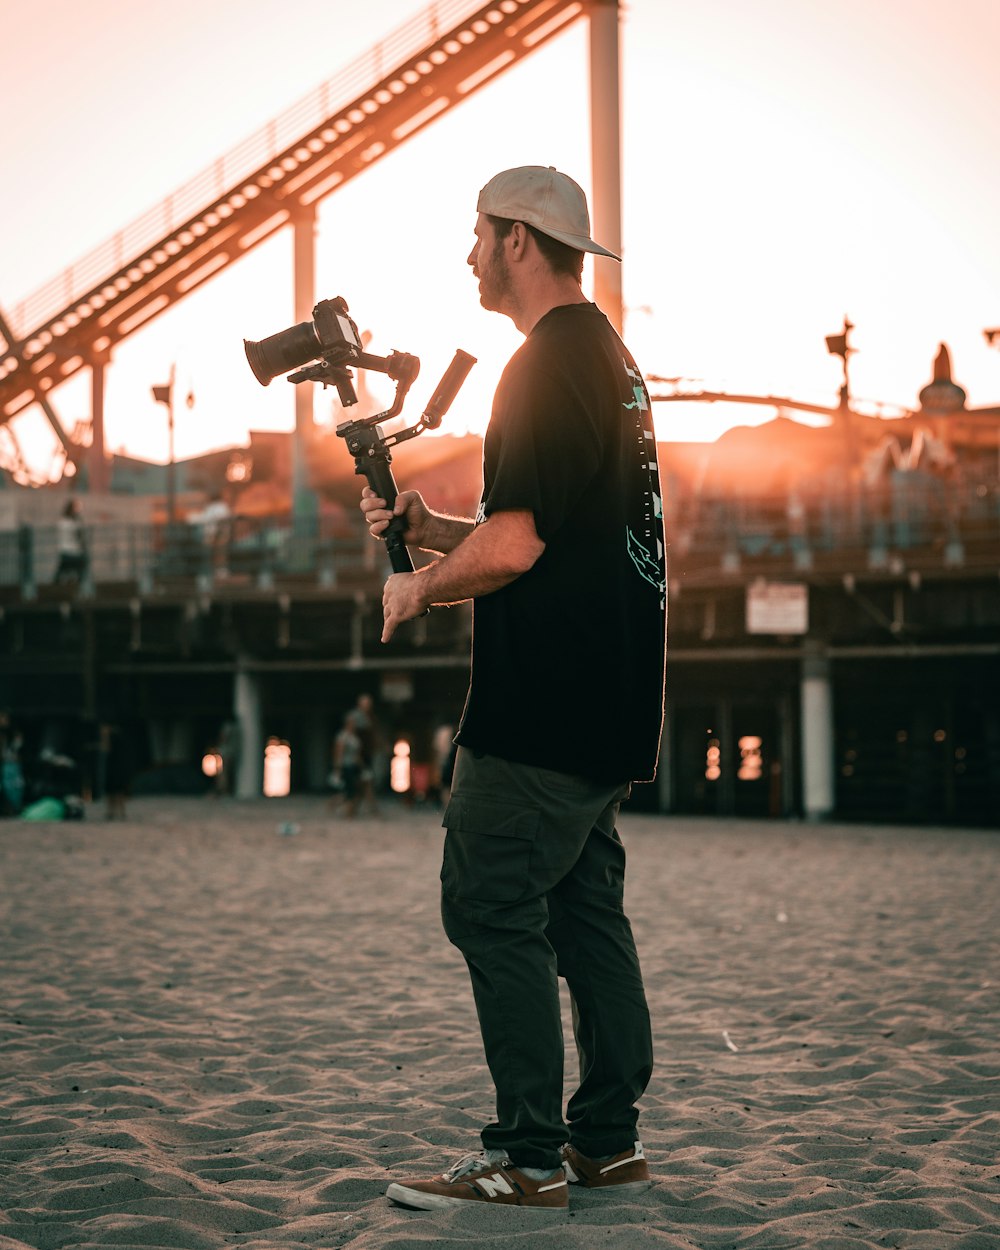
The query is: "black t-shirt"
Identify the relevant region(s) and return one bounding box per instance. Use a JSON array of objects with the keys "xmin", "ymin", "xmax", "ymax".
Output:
[{"xmin": 455, "ymin": 302, "xmax": 666, "ymax": 783}]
